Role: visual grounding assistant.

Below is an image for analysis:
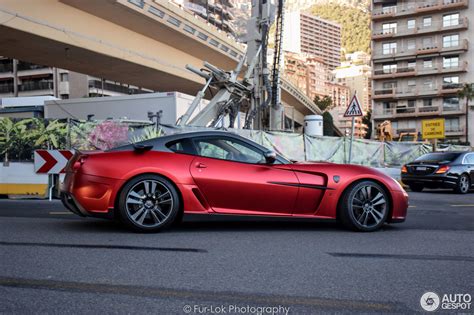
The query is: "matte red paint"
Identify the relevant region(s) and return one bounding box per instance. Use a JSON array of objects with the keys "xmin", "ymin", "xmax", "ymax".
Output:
[{"xmin": 62, "ymin": 151, "xmax": 408, "ymax": 222}]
